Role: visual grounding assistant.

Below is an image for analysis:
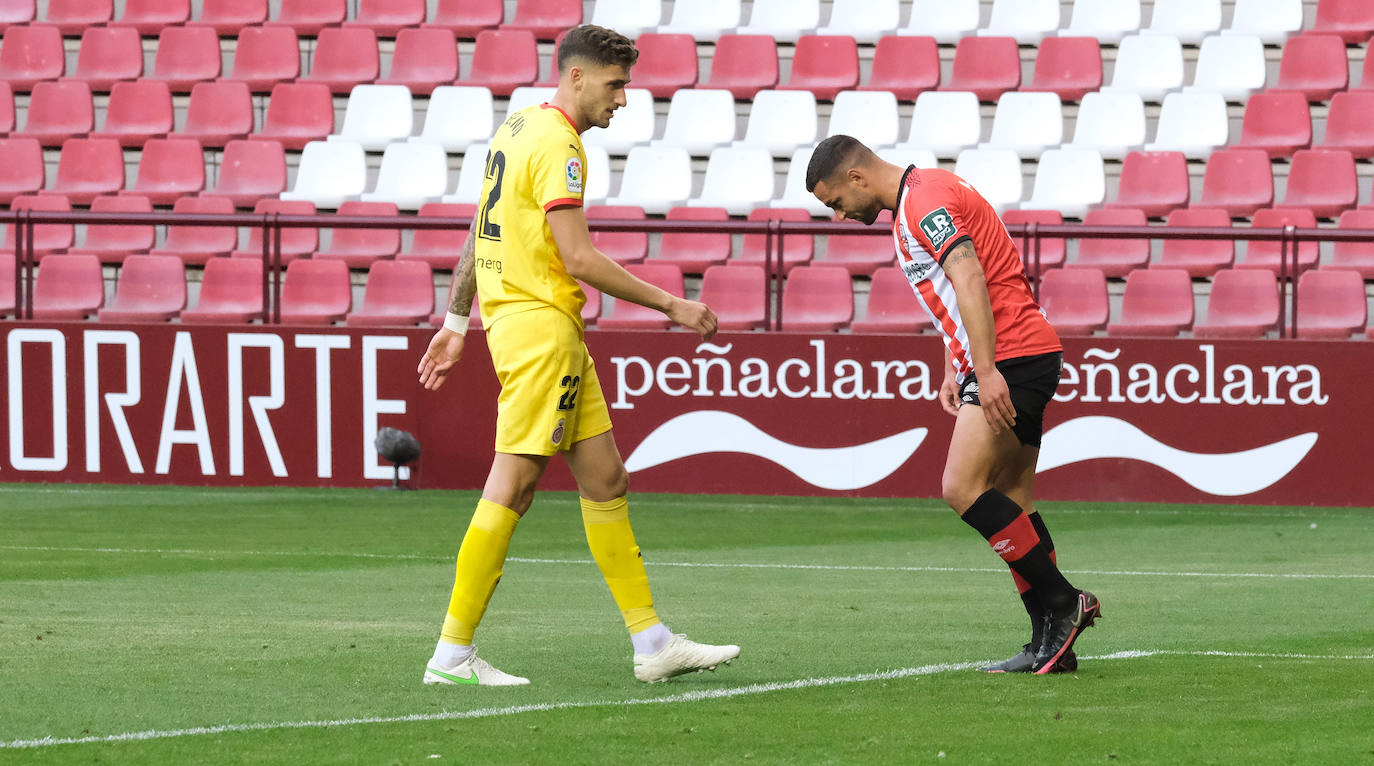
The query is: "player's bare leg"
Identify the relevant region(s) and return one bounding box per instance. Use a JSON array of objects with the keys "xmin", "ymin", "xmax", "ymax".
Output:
[{"xmin": 566, "ymin": 430, "xmax": 740, "ymax": 682}]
